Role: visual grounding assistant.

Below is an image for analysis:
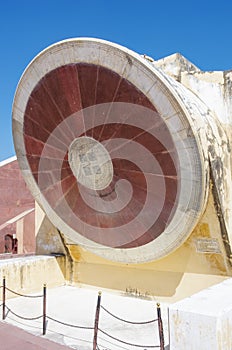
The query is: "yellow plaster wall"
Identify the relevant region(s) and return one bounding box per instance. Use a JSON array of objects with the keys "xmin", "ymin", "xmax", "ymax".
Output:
[{"xmin": 0, "ymin": 255, "xmax": 66, "ymax": 300}]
